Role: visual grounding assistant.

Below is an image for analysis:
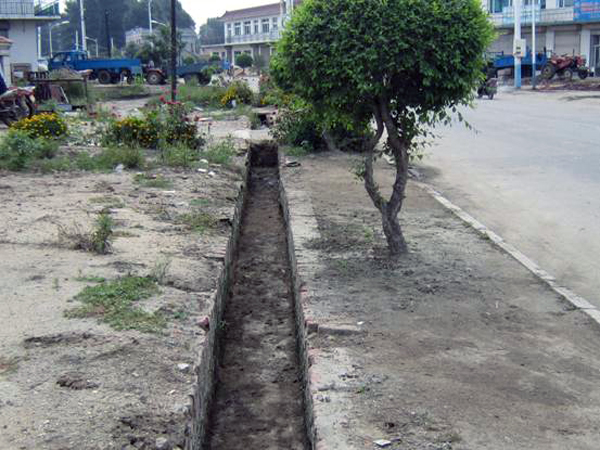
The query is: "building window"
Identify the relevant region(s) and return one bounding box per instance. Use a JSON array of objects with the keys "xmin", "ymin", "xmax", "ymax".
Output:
[
  {"xmin": 234, "ymin": 22, "xmax": 241, "ymax": 36},
  {"xmin": 244, "ymin": 21, "xmax": 251, "ymax": 34},
  {"xmin": 559, "ymin": 0, "xmax": 573, "ymax": 6},
  {"xmin": 272, "ymin": 17, "xmax": 279, "ymax": 30},
  {"xmin": 253, "ymin": 20, "xmax": 259, "ymax": 34},
  {"xmin": 244, "ymin": 50, "xmax": 251, "ymax": 54},
  {"xmin": 262, "ymin": 18, "xmax": 270, "ymax": 33},
  {"xmin": 226, "ymin": 23, "xmax": 232, "ymax": 37}
]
